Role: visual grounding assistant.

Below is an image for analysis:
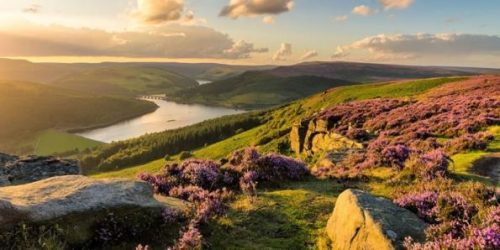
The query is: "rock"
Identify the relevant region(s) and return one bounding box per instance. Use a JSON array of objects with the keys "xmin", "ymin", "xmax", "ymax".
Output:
[
  {"xmin": 0, "ymin": 153, "xmax": 18, "ymax": 166},
  {"xmin": 290, "ymin": 117, "xmax": 363, "ymax": 156},
  {"xmin": 0, "ymin": 155, "xmax": 80, "ymax": 186},
  {"xmin": 327, "ymin": 189, "xmax": 427, "ymax": 250},
  {"xmin": 0, "ymin": 175, "xmax": 185, "ymax": 244}
]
